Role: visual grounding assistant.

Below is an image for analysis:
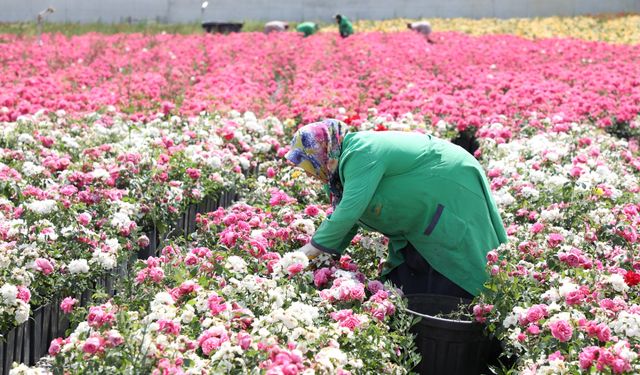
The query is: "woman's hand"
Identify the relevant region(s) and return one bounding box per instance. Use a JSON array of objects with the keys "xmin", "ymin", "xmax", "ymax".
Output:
[{"xmin": 297, "ymin": 242, "xmax": 323, "ymax": 259}]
